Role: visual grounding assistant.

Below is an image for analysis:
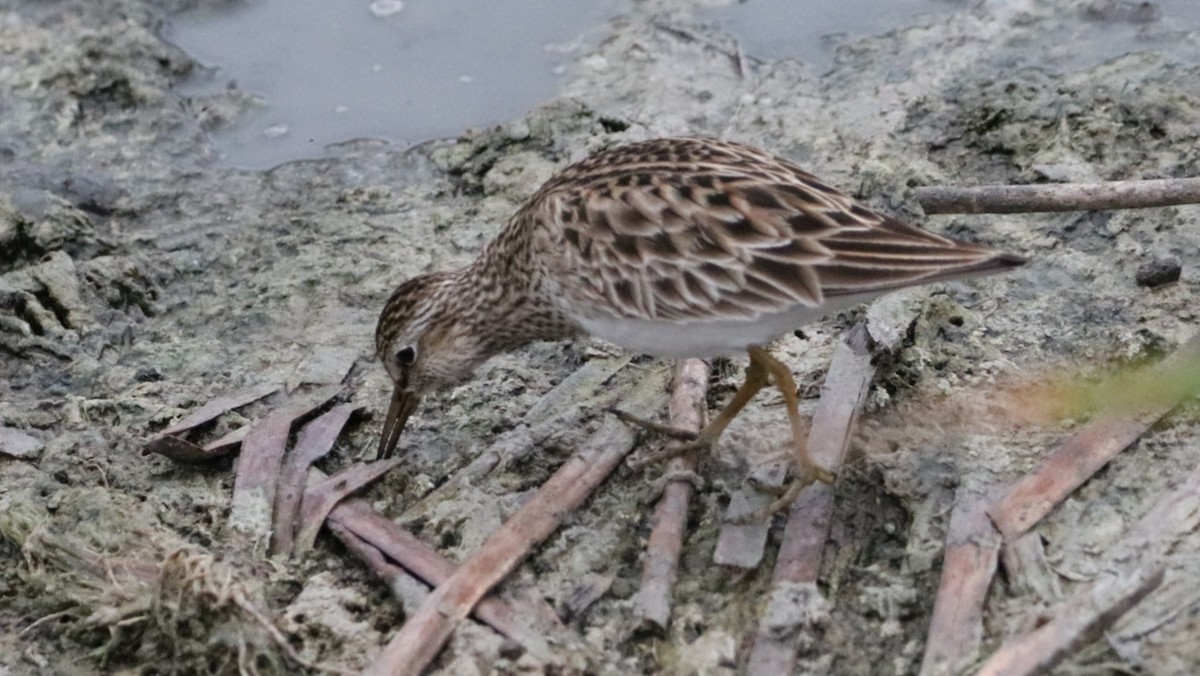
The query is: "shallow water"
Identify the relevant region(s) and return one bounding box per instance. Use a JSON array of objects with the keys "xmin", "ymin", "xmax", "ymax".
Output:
[
  {"xmin": 707, "ymin": 0, "xmax": 1200, "ymax": 69},
  {"xmin": 703, "ymin": 0, "xmax": 959, "ymax": 65},
  {"xmin": 164, "ymin": 0, "xmax": 616, "ymax": 169},
  {"xmin": 166, "ymin": 0, "xmax": 1200, "ymax": 170}
]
